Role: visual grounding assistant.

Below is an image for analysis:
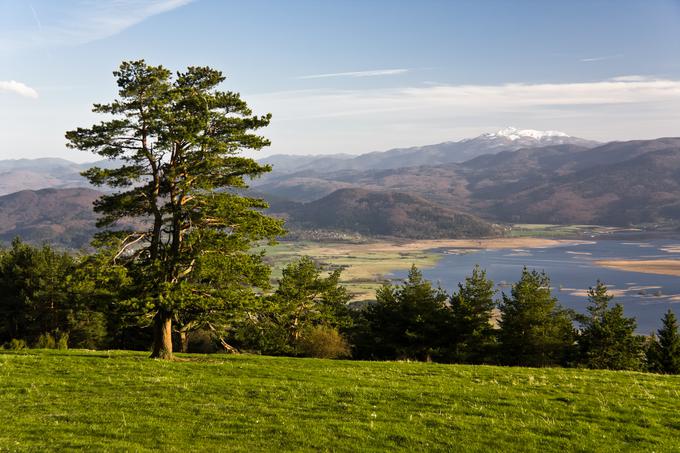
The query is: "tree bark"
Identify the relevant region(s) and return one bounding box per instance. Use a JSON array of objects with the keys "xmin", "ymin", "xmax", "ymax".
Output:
[
  {"xmin": 179, "ymin": 331, "xmax": 189, "ymax": 353},
  {"xmin": 150, "ymin": 310, "xmax": 173, "ymax": 359}
]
